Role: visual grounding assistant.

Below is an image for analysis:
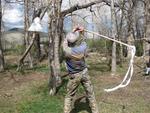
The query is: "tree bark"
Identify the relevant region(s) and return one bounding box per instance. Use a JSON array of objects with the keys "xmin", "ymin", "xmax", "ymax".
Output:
[
  {"xmin": 24, "ymin": 0, "xmax": 33, "ymax": 68},
  {"xmin": 144, "ymin": 0, "xmax": 150, "ymax": 57},
  {"xmin": 33, "ymin": 4, "xmax": 42, "ymax": 61},
  {"xmin": 126, "ymin": 0, "xmax": 136, "ymax": 58},
  {"xmin": 34, "ymin": 33, "xmax": 41, "ymax": 61},
  {"xmin": 127, "ymin": 32, "xmax": 134, "ymax": 57},
  {"xmin": 17, "ymin": 33, "xmax": 36, "ymax": 71},
  {"xmin": 0, "ymin": 0, "xmax": 4, "ymax": 72},
  {"xmin": 116, "ymin": 0, "xmax": 126, "ymax": 66},
  {"xmin": 61, "ymin": 0, "xmax": 119, "ymax": 16},
  {"xmin": 111, "ymin": 0, "xmax": 117, "ymax": 76},
  {"xmin": 48, "ymin": 0, "xmax": 63, "ymax": 95}
]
